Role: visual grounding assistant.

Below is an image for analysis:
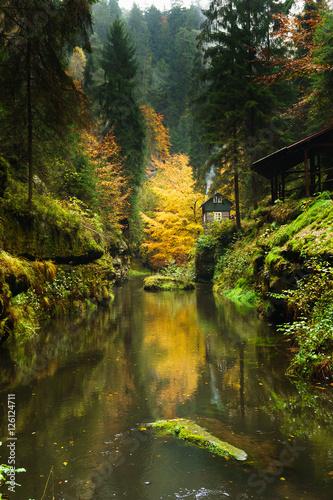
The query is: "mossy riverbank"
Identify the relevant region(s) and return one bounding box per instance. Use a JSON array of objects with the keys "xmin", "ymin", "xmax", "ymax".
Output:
[
  {"xmin": 195, "ymin": 193, "xmax": 333, "ymax": 382},
  {"xmin": 0, "ymin": 178, "xmax": 129, "ymax": 343}
]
